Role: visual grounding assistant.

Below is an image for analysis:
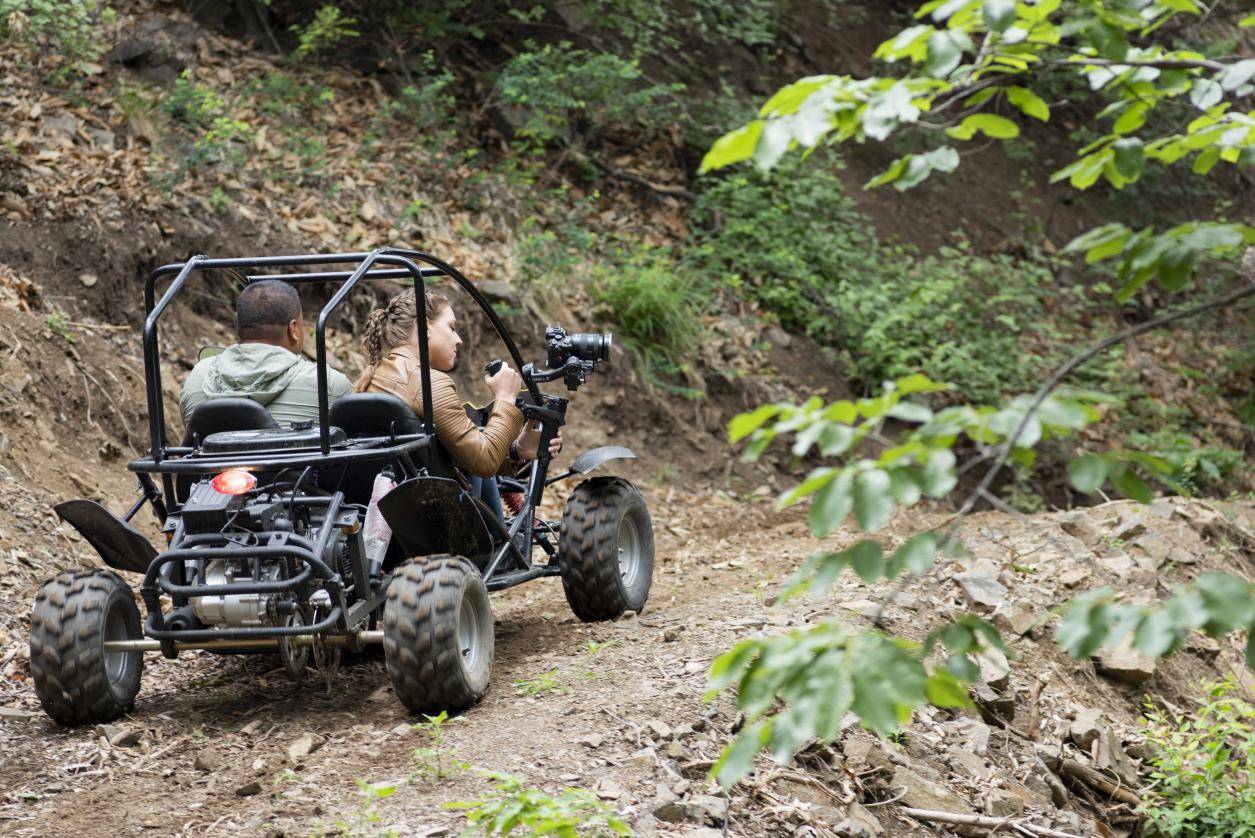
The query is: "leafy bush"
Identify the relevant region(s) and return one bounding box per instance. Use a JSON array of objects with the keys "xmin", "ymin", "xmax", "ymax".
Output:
[
  {"xmin": 0, "ymin": 0, "xmax": 114, "ymax": 62},
  {"xmin": 692, "ymin": 163, "xmax": 1075, "ymax": 401},
  {"xmin": 447, "ymin": 771, "xmax": 629, "ymax": 836},
  {"xmin": 1123, "ymin": 429, "xmax": 1245, "ymax": 495},
  {"xmin": 290, "ymin": 5, "xmax": 359, "ymax": 62},
  {"xmin": 163, "ymin": 71, "xmax": 228, "ymax": 129},
  {"xmin": 1141, "ymin": 678, "xmax": 1255, "ymax": 838},
  {"xmin": 494, "ymin": 41, "xmax": 681, "ymax": 149},
  {"xmin": 590, "ymin": 244, "xmax": 705, "ymax": 385}
]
